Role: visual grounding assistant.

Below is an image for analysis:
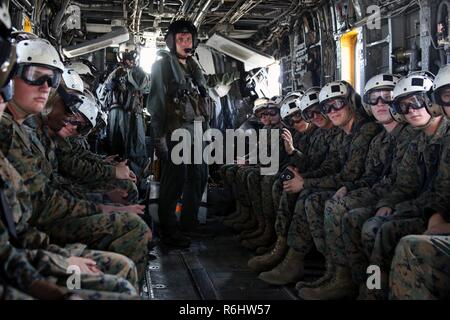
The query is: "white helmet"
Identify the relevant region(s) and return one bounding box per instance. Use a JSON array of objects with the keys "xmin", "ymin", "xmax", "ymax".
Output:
[
  {"xmin": 299, "ymin": 87, "xmax": 321, "ymax": 112},
  {"xmin": 431, "ymin": 65, "xmax": 450, "ymax": 117},
  {"xmin": 393, "ymin": 71, "xmax": 434, "ymax": 100},
  {"xmin": 269, "ymin": 95, "xmax": 284, "ymax": 106},
  {"xmin": 280, "ymin": 93, "xmax": 302, "ymax": 119},
  {"xmin": 393, "ymin": 71, "xmax": 441, "ymax": 117},
  {"xmin": 62, "ymin": 68, "xmax": 84, "ymax": 94},
  {"xmin": 16, "ymin": 38, "xmax": 64, "ymax": 73},
  {"xmin": 253, "ymin": 97, "xmax": 270, "ymax": 114},
  {"xmin": 319, "ymin": 80, "xmax": 351, "ymax": 104},
  {"xmin": 76, "ymin": 93, "xmax": 98, "ymax": 129},
  {"xmin": 65, "ymin": 61, "xmax": 93, "ymax": 77},
  {"xmin": 362, "ymin": 74, "xmax": 400, "ymax": 116}
]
